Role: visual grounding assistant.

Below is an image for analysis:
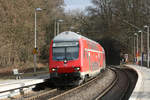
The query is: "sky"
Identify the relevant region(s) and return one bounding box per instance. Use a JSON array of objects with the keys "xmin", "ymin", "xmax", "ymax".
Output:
[{"xmin": 64, "ymin": 0, "xmax": 92, "ymax": 11}]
